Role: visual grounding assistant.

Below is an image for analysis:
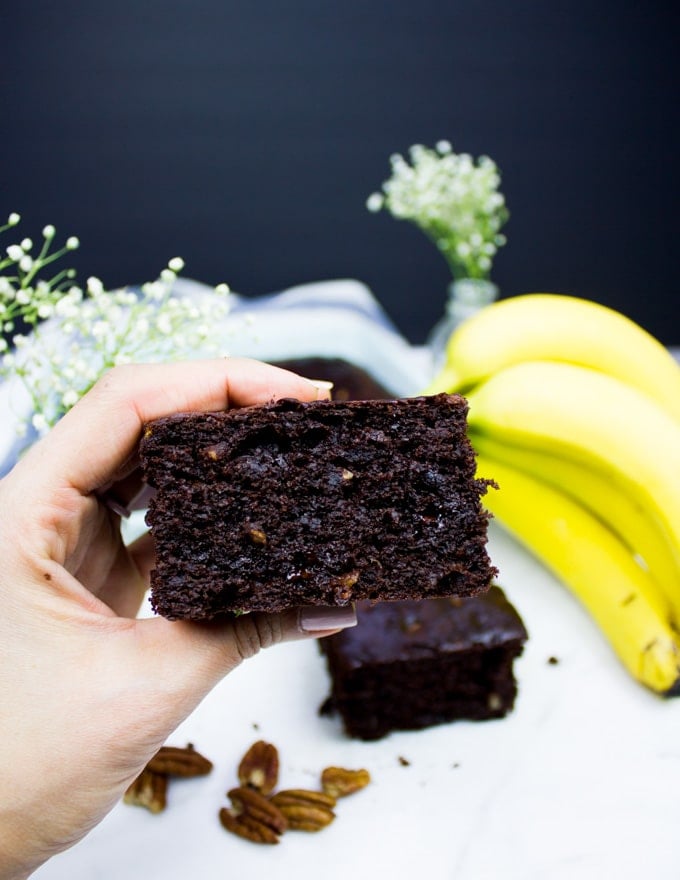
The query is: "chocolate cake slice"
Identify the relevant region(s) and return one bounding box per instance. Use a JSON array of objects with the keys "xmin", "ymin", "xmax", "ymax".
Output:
[
  {"xmin": 319, "ymin": 586, "xmax": 528, "ymax": 740},
  {"xmin": 272, "ymin": 357, "xmax": 393, "ymax": 401},
  {"xmin": 140, "ymin": 394, "xmax": 496, "ymax": 619}
]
